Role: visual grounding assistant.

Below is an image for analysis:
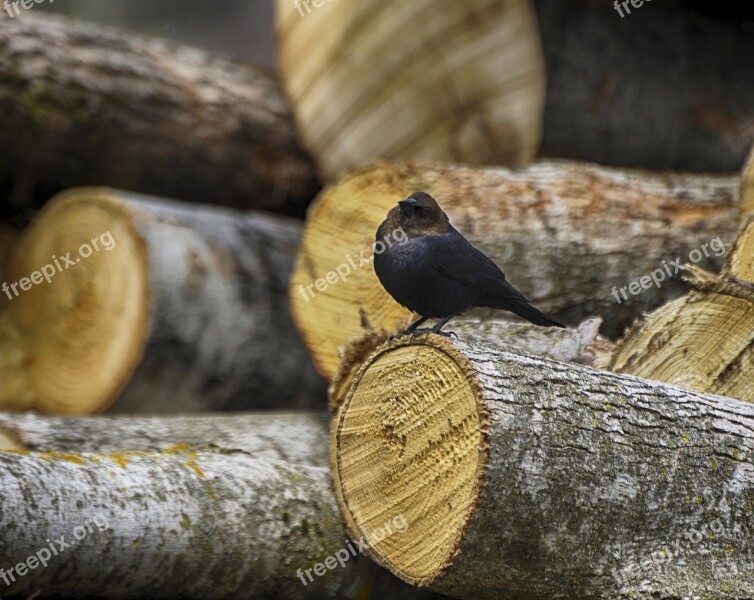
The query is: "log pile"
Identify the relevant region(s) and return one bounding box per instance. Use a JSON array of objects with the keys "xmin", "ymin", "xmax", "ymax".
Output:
[{"xmin": 1, "ymin": 3, "xmax": 753, "ymax": 599}]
